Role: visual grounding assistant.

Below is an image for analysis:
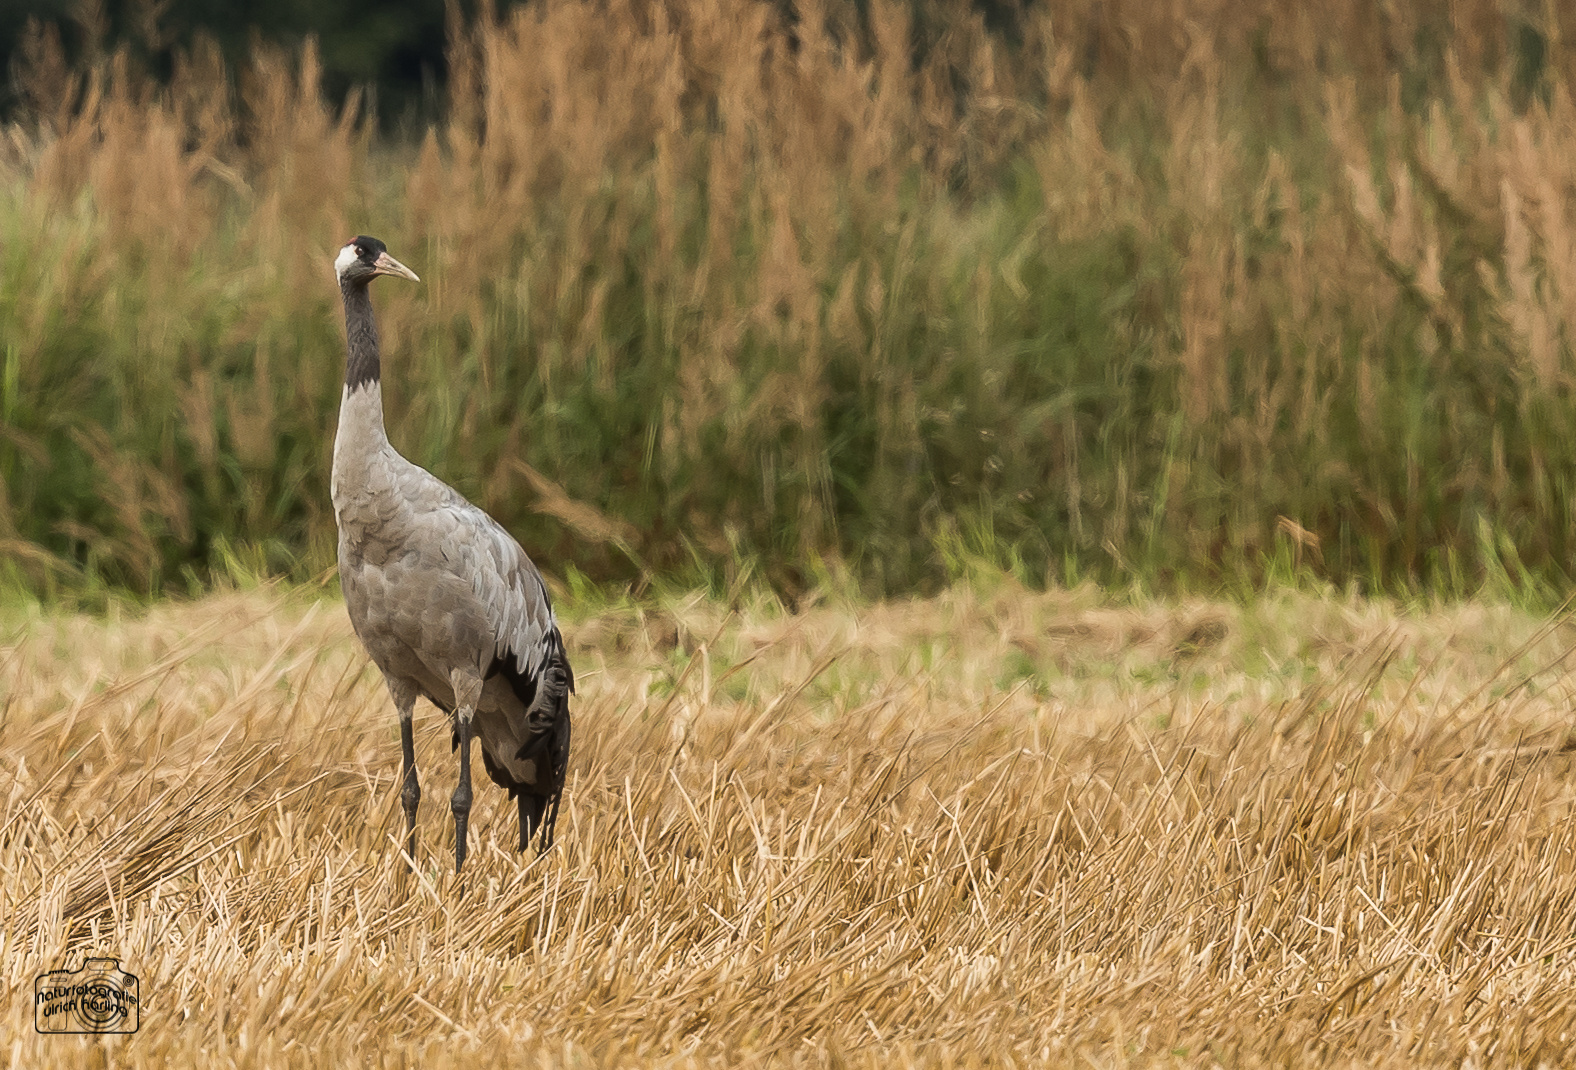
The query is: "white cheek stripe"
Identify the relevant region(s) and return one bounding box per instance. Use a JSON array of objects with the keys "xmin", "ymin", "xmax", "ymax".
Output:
[{"xmin": 334, "ymin": 244, "xmax": 358, "ymax": 278}]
